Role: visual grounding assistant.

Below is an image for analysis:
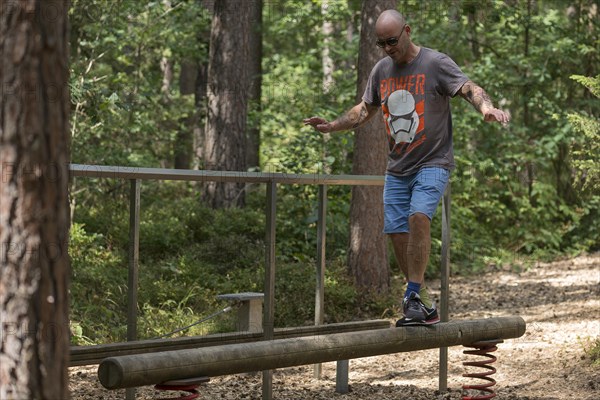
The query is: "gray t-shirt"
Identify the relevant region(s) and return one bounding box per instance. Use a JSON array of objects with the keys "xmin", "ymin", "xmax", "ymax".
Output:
[{"xmin": 363, "ymin": 47, "xmax": 469, "ymax": 176}]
